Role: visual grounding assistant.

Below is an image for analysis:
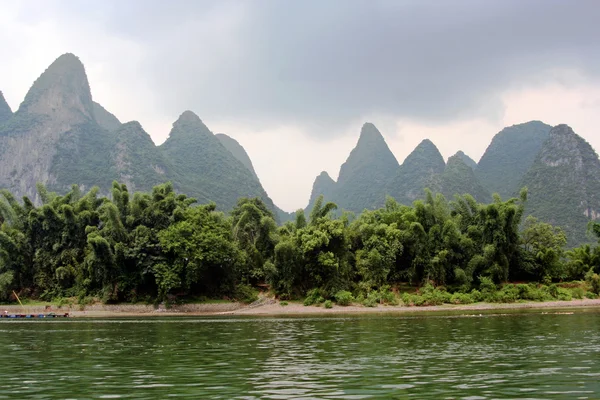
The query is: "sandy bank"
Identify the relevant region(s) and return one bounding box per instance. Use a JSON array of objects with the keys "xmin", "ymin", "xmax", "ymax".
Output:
[{"xmin": 3, "ymin": 298, "xmax": 600, "ymax": 318}]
